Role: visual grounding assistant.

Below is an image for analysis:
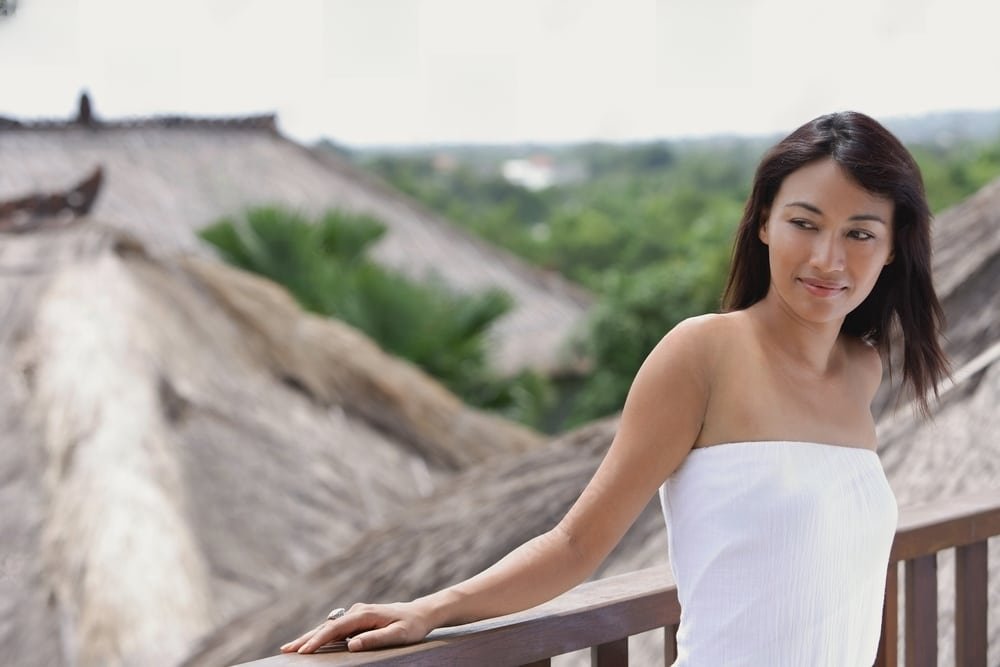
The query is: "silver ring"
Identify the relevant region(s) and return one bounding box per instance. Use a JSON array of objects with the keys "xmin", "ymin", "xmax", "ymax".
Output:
[{"xmin": 327, "ymin": 607, "xmax": 347, "ymax": 621}]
